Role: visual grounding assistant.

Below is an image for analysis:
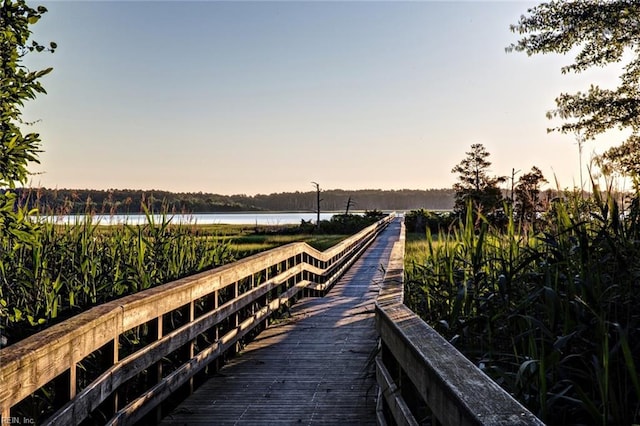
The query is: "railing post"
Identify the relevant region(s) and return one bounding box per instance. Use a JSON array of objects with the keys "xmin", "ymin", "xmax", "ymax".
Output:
[
  {"xmin": 189, "ymin": 300, "xmax": 195, "ymax": 394},
  {"xmin": 214, "ymin": 290, "xmax": 220, "ymax": 371},
  {"xmin": 155, "ymin": 316, "xmax": 163, "ymax": 423},
  {"xmin": 1, "ymin": 407, "xmax": 9, "ymax": 423},
  {"xmin": 112, "ymin": 336, "xmax": 119, "ymax": 414},
  {"xmin": 234, "ymin": 281, "xmax": 240, "ymax": 353},
  {"xmin": 70, "ymin": 361, "xmax": 77, "ymax": 400},
  {"xmin": 250, "ymin": 274, "xmax": 258, "ymax": 329}
]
